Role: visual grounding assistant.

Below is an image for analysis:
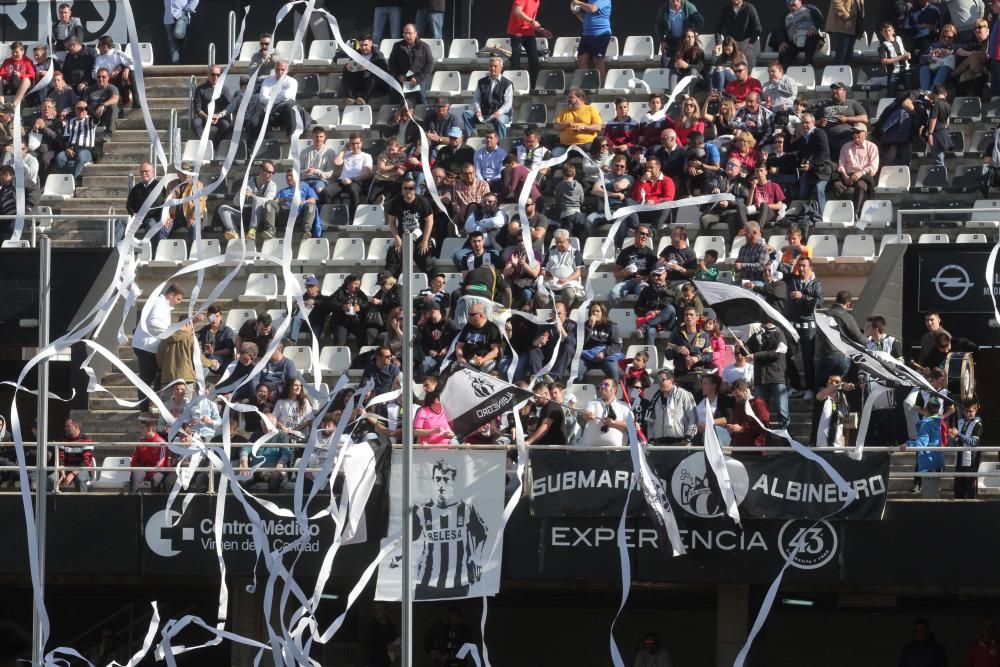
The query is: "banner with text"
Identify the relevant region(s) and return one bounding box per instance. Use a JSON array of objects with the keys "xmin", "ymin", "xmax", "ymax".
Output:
[{"xmin": 528, "ymin": 450, "xmax": 890, "ymax": 521}]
